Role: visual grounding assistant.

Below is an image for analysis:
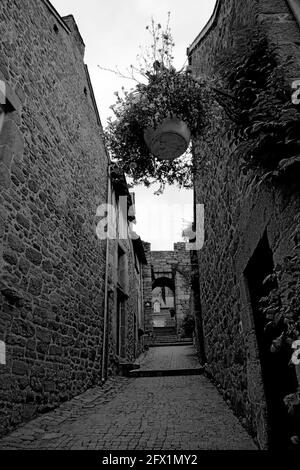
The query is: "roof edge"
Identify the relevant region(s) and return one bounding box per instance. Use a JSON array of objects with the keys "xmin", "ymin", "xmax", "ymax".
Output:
[
  {"xmin": 41, "ymin": 0, "xmax": 71, "ymax": 34},
  {"xmin": 84, "ymin": 65, "xmax": 102, "ymax": 127},
  {"xmin": 286, "ymin": 0, "xmax": 300, "ymax": 28},
  {"xmin": 187, "ymin": 0, "xmax": 221, "ymax": 56},
  {"xmin": 63, "ymin": 14, "xmax": 86, "ymax": 47},
  {"xmin": 132, "ymin": 237, "xmax": 148, "ymax": 265}
]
